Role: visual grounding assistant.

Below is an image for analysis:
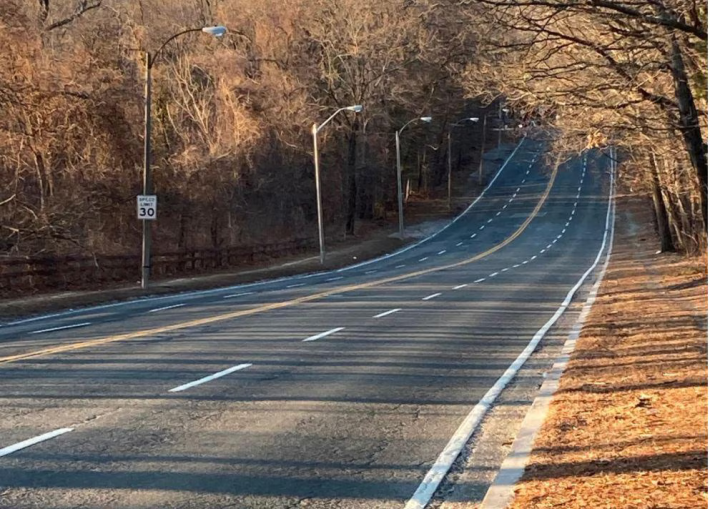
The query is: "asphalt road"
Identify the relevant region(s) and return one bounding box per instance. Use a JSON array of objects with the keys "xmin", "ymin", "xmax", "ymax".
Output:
[{"xmin": 0, "ymin": 138, "xmax": 613, "ymax": 508}]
